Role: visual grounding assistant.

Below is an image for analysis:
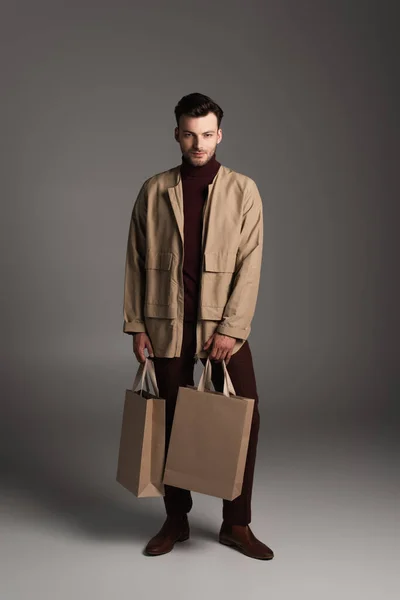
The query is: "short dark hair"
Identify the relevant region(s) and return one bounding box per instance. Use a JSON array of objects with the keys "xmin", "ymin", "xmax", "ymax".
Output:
[{"xmin": 174, "ymin": 93, "xmax": 224, "ymax": 128}]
